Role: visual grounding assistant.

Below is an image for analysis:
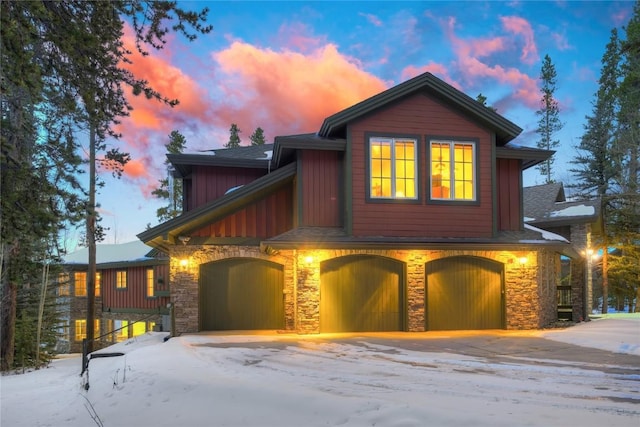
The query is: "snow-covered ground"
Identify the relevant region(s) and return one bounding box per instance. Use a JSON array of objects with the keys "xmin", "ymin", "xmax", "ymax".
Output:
[{"xmin": 2, "ymin": 315, "xmax": 639, "ymax": 427}]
